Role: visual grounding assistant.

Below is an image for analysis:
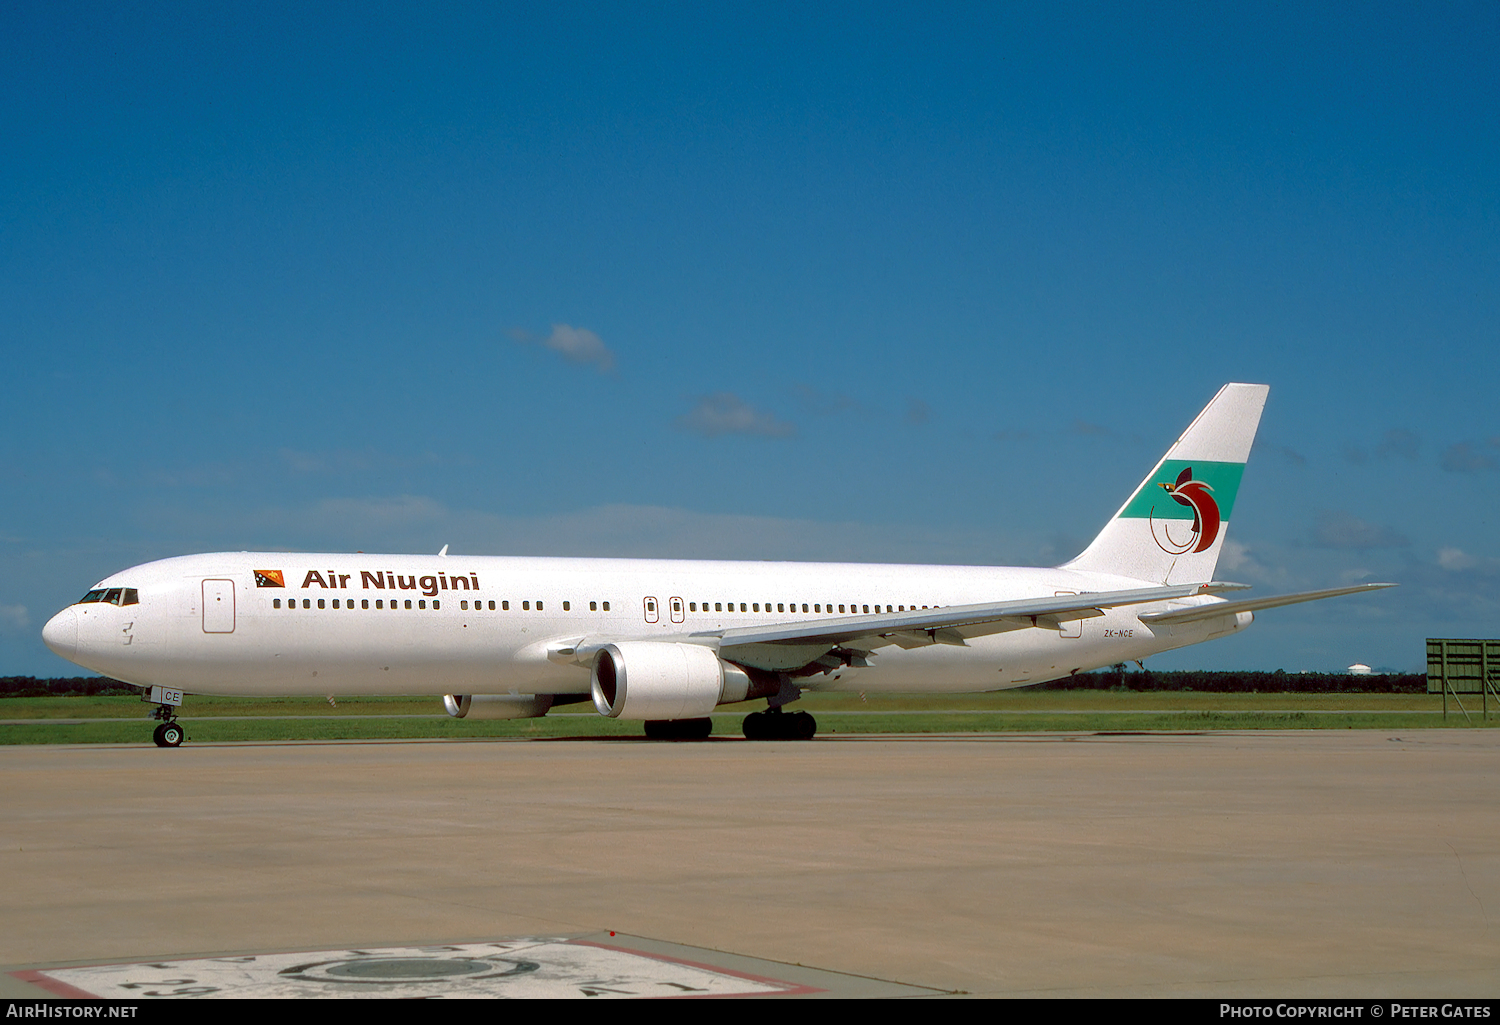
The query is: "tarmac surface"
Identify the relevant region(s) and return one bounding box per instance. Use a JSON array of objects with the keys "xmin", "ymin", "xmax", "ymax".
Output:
[{"xmin": 2, "ymin": 730, "xmax": 1497, "ymax": 998}]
